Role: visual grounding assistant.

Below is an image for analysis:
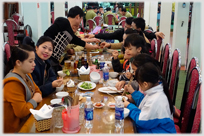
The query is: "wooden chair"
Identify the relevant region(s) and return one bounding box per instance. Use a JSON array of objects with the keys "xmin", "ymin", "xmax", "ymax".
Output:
[
  {"xmin": 86, "ymin": 19, "xmax": 96, "ymax": 32},
  {"xmin": 174, "ymin": 67, "xmax": 201, "ymax": 133},
  {"xmin": 5, "ymin": 19, "xmax": 19, "ymax": 46},
  {"xmin": 150, "ymin": 38, "xmax": 157, "ymax": 58},
  {"xmin": 166, "ymin": 48, "xmax": 181, "ymax": 105},
  {"xmin": 161, "ymin": 43, "xmax": 171, "ymax": 81},
  {"xmin": 93, "ymin": 16, "xmax": 103, "ymax": 26}
]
